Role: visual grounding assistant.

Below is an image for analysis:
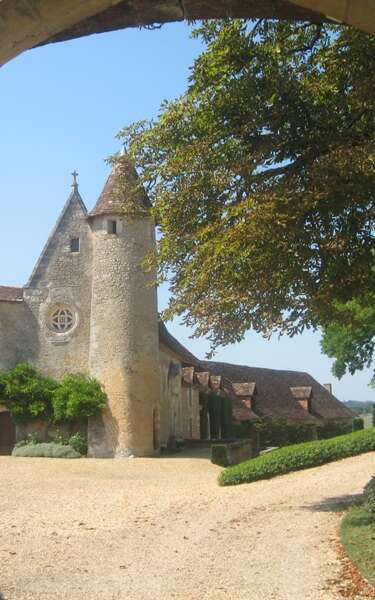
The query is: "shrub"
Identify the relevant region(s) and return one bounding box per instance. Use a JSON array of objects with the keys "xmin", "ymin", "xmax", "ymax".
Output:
[
  {"xmin": 12, "ymin": 442, "xmax": 82, "ymax": 458},
  {"xmin": 52, "ymin": 373, "xmax": 107, "ymax": 422},
  {"xmin": 211, "ymin": 444, "xmax": 229, "ymax": 467},
  {"xmin": 317, "ymin": 420, "xmax": 353, "ymax": 440},
  {"xmin": 364, "ymin": 476, "xmax": 375, "ymax": 513},
  {"xmin": 0, "ymin": 363, "xmax": 57, "ymax": 423},
  {"xmin": 352, "ymin": 417, "xmax": 365, "ymax": 432},
  {"xmin": 68, "ymin": 432, "xmax": 88, "ymax": 456},
  {"xmin": 14, "ymin": 433, "xmax": 43, "ymax": 448},
  {"xmin": 254, "ymin": 419, "xmax": 316, "ymax": 447},
  {"xmin": 219, "ymin": 428, "xmax": 375, "ymax": 486}
]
